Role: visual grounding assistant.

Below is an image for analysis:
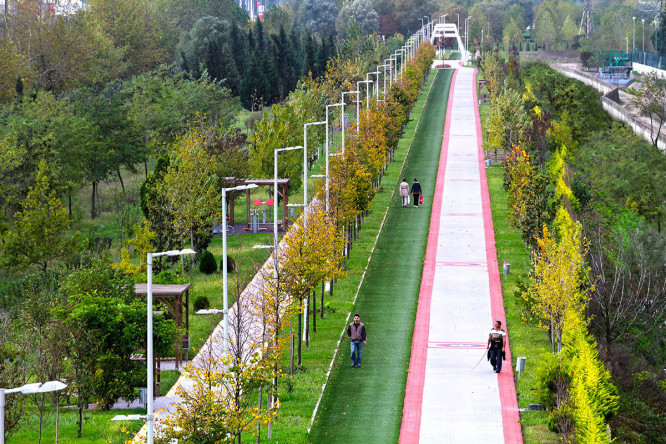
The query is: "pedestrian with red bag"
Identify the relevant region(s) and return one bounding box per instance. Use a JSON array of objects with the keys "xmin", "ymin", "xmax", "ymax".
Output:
[{"xmin": 410, "ymin": 178, "xmax": 423, "ymax": 208}]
